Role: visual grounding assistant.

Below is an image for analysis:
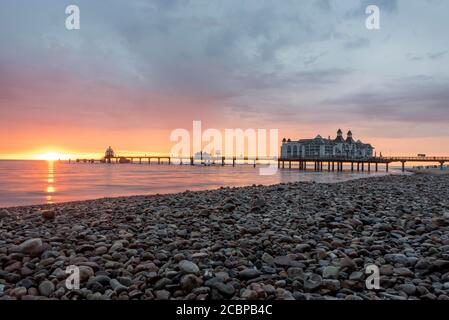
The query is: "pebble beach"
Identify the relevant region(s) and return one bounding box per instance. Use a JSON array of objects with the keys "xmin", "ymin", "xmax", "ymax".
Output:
[{"xmin": 1, "ymin": 174, "xmax": 449, "ymax": 300}]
